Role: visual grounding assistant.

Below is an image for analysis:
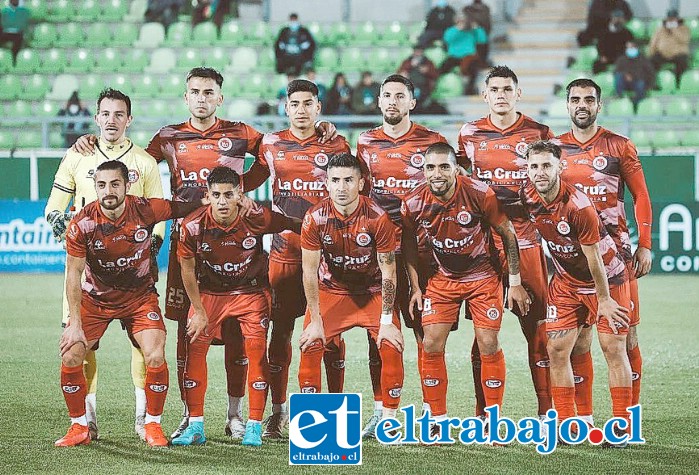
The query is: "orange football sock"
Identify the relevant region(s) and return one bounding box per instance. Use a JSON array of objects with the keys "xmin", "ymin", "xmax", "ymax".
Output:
[
  {"xmin": 145, "ymin": 362, "xmax": 169, "ymax": 417},
  {"xmin": 224, "ymin": 323, "xmax": 248, "ymax": 398},
  {"xmin": 531, "ymin": 323, "xmax": 552, "ymax": 414},
  {"xmin": 571, "ymin": 351, "xmax": 594, "ymax": 416},
  {"xmin": 298, "ymin": 340, "xmax": 324, "ymax": 393},
  {"xmin": 378, "ymin": 341, "xmax": 404, "ymax": 410},
  {"xmin": 471, "ymin": 339, "xmax": 486, "ymax": 416},
  {"xmin": 610, "ymin": 386, "xmax": 632, "ymax": 426},
  {"xmin": 183, "ymin": 339, "xmax": 209, "ymax": 417},
  {"xmin": 176, "ymin": 319, "xmax": 188, "ymax": 404},
  {"xmin": 422, "ymin": 351, "xmax": 448, "ymax": 417},
  {"xmin": 367, "ymin": 332, "xmax": 383, "ymax": 401},
  {"xmin": 480, "ymin": 349, "xmax": 506, "ymax": 409},
  {"xmin": 268, "ymin": 334, "xmax": 292, "ymax": 405},
  {"xmin": 627, "ymin": 345, "xmax": 642, "ymax": 406},
  {"xmin": 323, "ymin": 337, "xmax": 346, "ymax": 393},
  {"xmin": 61, "ymin": 363, "xmax": 87, "ymax": 418},
  {"xmin": 551, "ymin": 386, "xmax": 576, "ymax": 421},
  {"xmin": 245, "ymin": 338, "xmax": 269, "ymax": 421}
]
